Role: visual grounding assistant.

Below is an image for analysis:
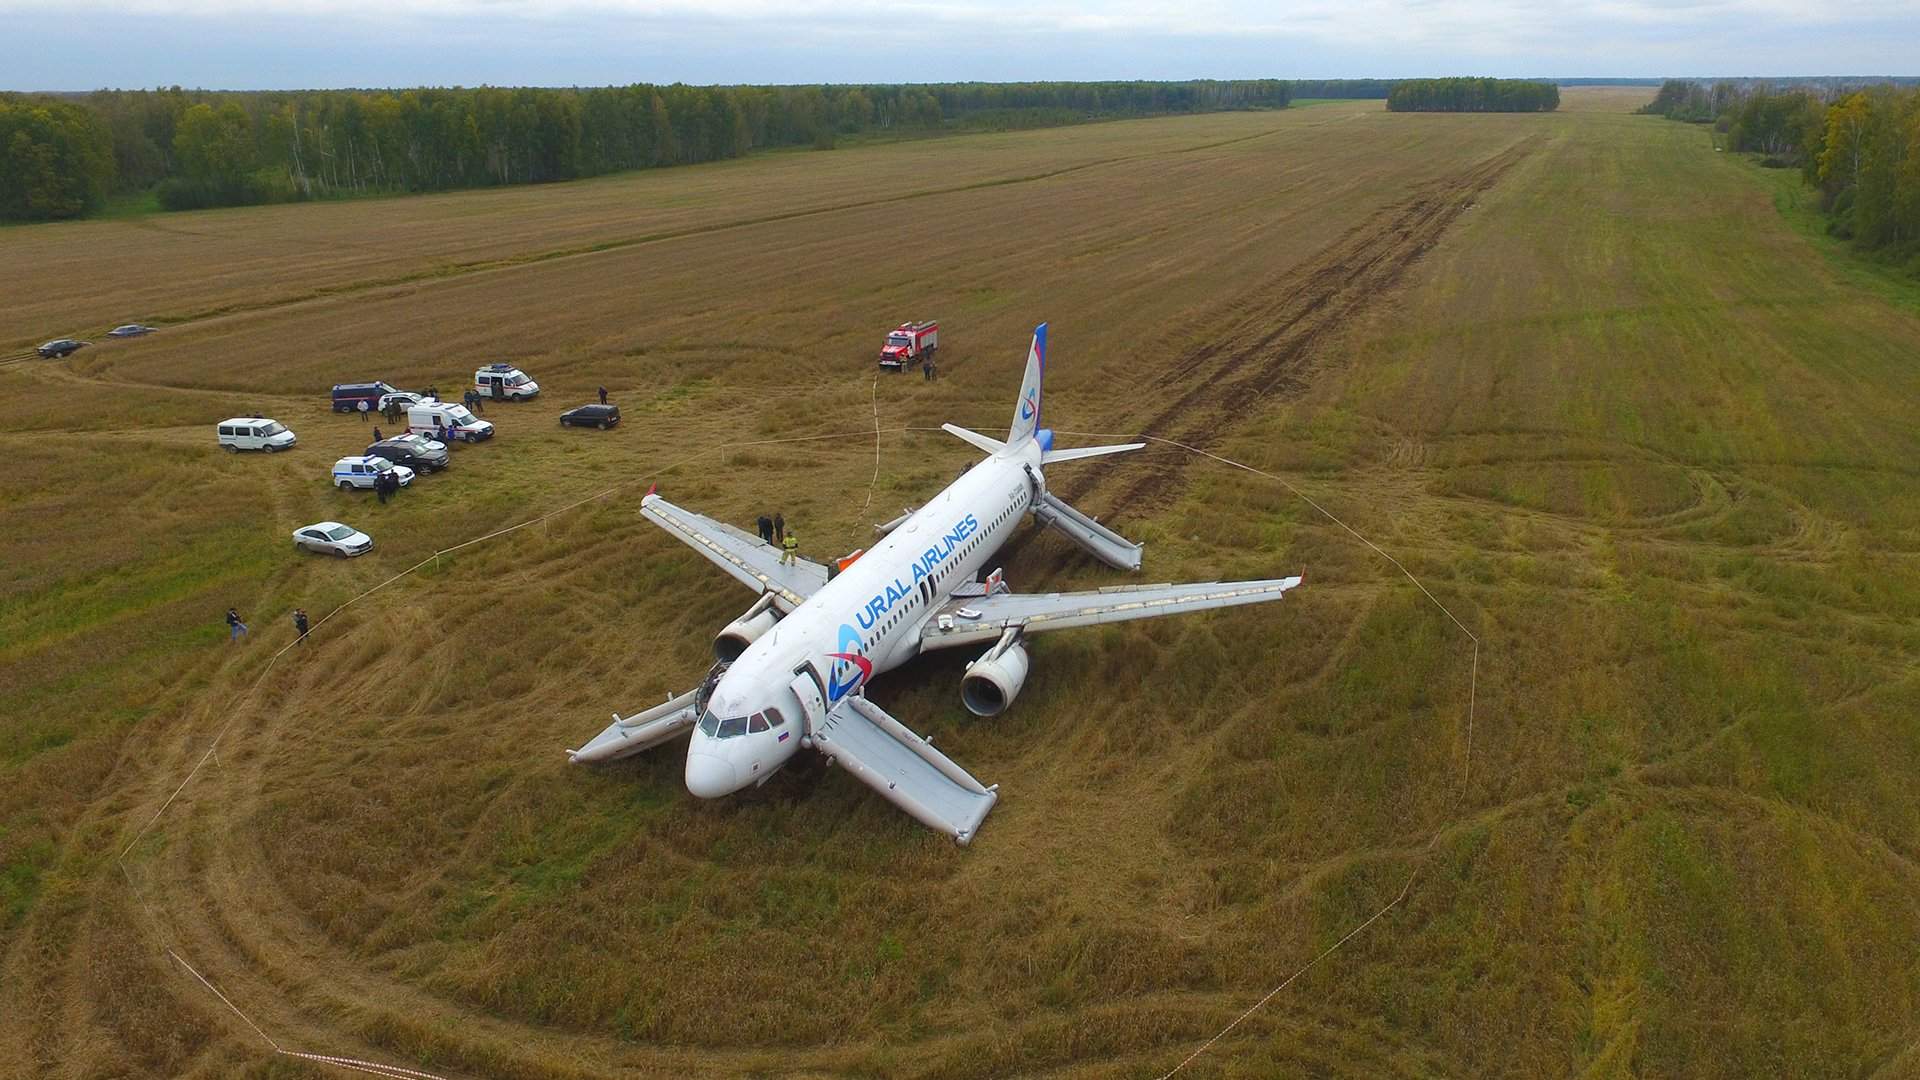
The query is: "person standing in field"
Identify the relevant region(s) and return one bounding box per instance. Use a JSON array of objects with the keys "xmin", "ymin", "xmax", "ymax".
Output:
[
  {"xmin": 757, "ymin": 515, "xmax": 774, "ymax": 543},
  {"xmin": 781, "ymin": 531, "xmax": 799, "ymax": 566},
  {"xmin": 226, "ymin": 607, "xmax": 247, "ymax": 642},
  {"xmin": 293, "ymin": 608, "xmax": 310, "ymax": 643},
  {"xmin": 923, "ymin": 358, "xmax": 933, "ymax": 381},
  {"xmin": 357, "ymin": 398, "xmax": 370, "ymax": 422},
  {"xmin": 598, "ymin": 385, "xmax": 608, "ymax": 405},
  {"xmin": 774, "ymin": 513, "xmax": 785, "ymax": 544},
  {"xmin": 371, "ymin": 426, "xmax": 383, "ymax": 442}
]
